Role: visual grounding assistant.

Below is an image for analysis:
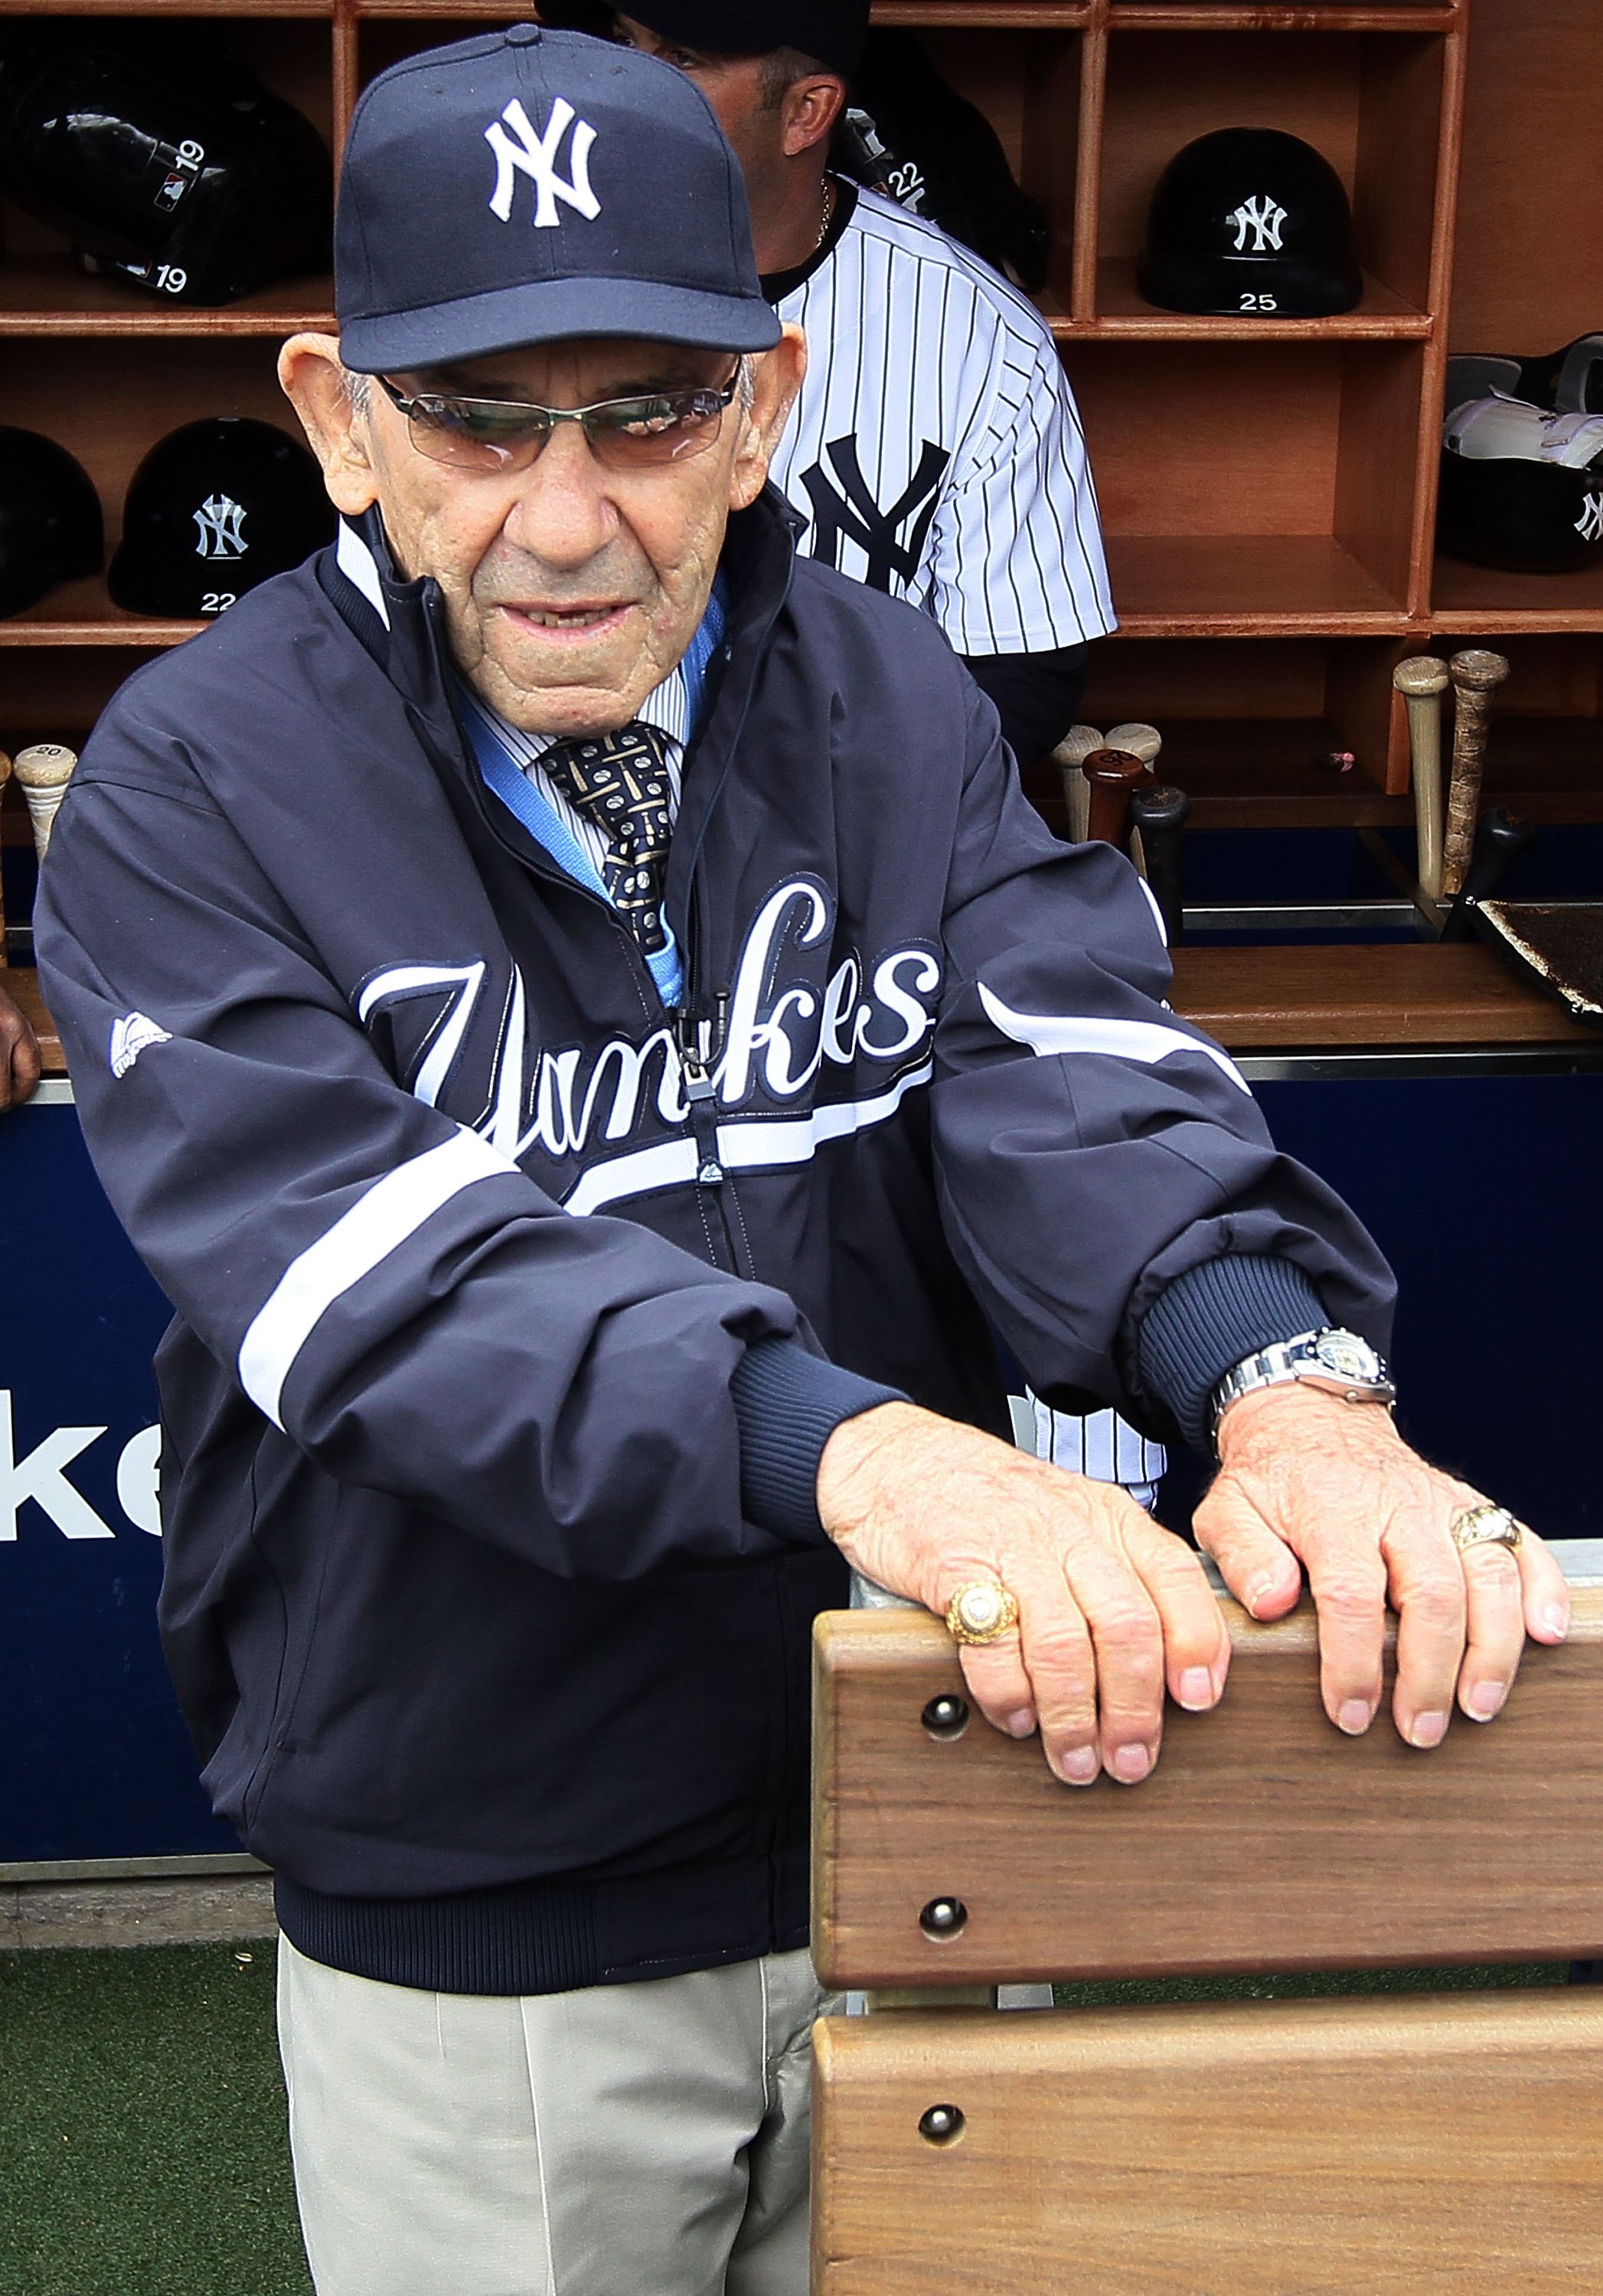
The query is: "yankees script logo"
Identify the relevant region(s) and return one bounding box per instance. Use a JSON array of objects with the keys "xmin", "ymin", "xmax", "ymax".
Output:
[
  {"xmin": 1229, "ymin": 195, "xmax": 1288, "ymax": 254},
  {"xmin": 485, "ymin": 96, "xmax": 601, "ymax": 228},
  {"xmin": 357, "ymin": 880, "xmax": 940, "ymax": 1169},
  {"xmin": 1576, "ymin": 492, "xmax": 1603, "ymax": 543},
  {"xmin": 193, "ymin": 494, "xmax": 247, "ymax": 559},
  {"xmin": 800, "ymin": 436, "xmax": 951, "ymax": 594}
]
